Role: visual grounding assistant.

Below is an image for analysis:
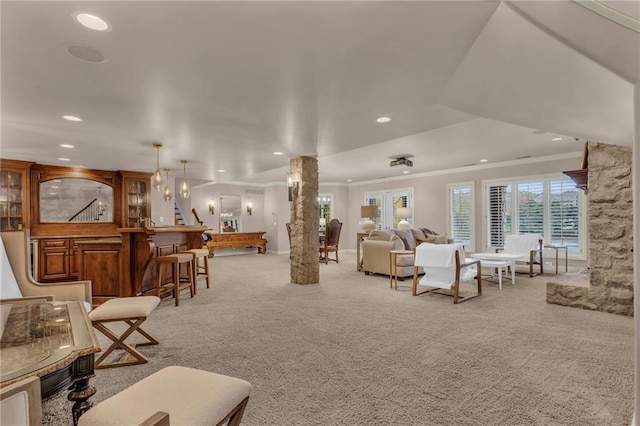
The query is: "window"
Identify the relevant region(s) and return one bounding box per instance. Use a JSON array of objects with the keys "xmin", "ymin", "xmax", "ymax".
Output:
[
  {"xmin": 447, "ymin": 182, "xmax": 475, "ymax": 250},
  {"xmin": 365, "ymin": 189, "xmax": 412, "ymax": 230},
  {"xmin": 485, "ymin": 176, "xmax": 585, "ymax": 256}
]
